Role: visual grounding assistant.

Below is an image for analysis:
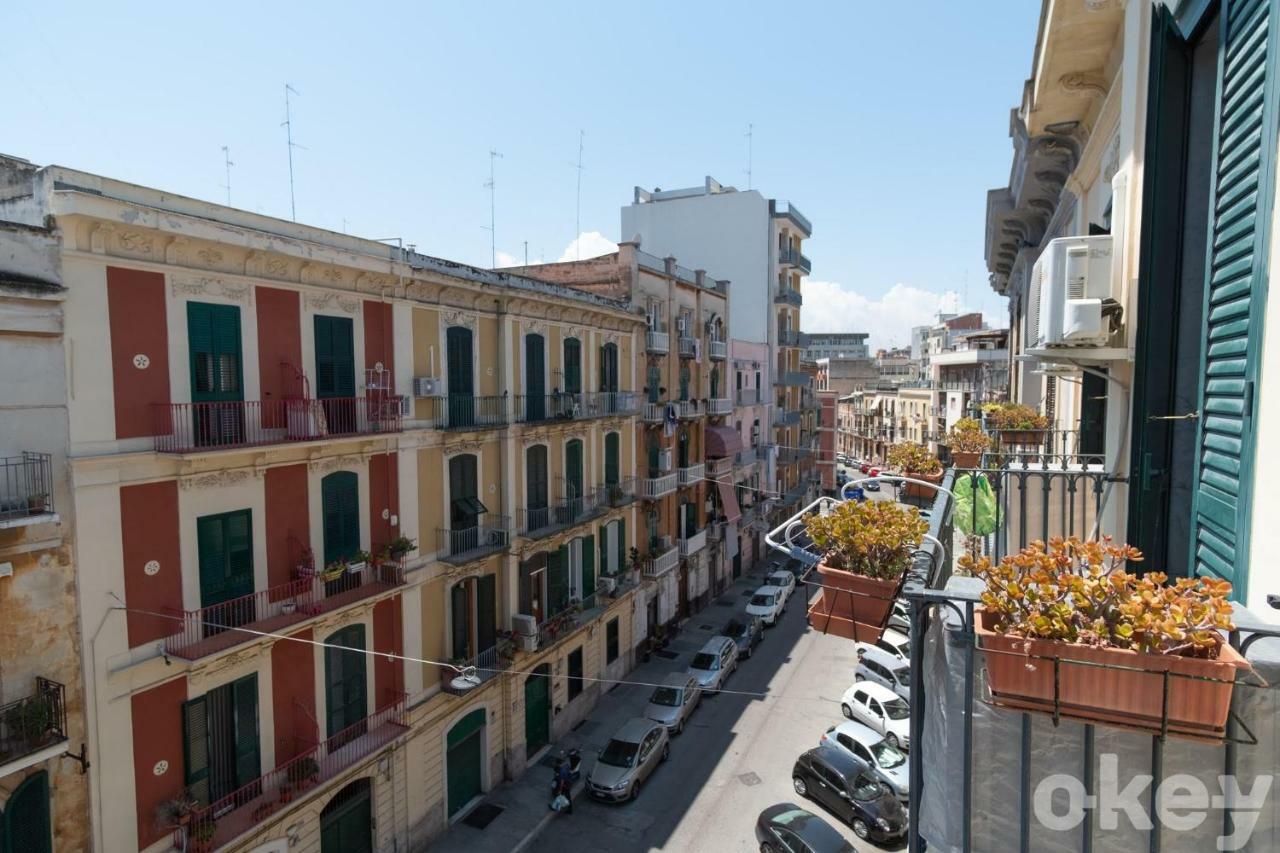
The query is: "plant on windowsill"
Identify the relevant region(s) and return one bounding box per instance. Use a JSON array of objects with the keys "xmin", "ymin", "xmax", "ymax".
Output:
[
  {"xmin": 963, "ymin": 537, "xmax": 1251, "ymax": 740},
  {"xmin": 278, "ymin": 783, "xmax": 294, "ymax": 804},
  {"xmin": 319, "ymin": 561, "xmax": 348, "ymax": 583},
  {"xmin": 803, "ymin": 500, "xmax": 929, "ymax": 644},
  {"xmin": 348, "ymin": 550, "xmax": 372, "ymax": 574},
  {"xmin": 946, "ymin": 418, "xmax": 992, "ymax": 469},
  {"xmin": 294, "ymin": 546, "xmax": 316, "ymax": 579},
  {"xmin": 886, "ymin": 442, "xmax": 943, "ymax": 499},
  {"xmin": 982, "ymin": 402, "xmax": 1049, "ymax": 444},
  {"xmin": 287, "ymin": 756, "xmax": 320, "ymax": 790},
  {"xmin": 386, "ymin": 535, "xmax": 416, "ymax": 560},
  {"xmin": 155, "ymin": 791, "xmax": 199, "ymax": 829},
  {"xmin": 496, "ymin": 632, "xmax": 517, "ymax": 662},
  {"xmin": 25, "ymin": 493, "xmax": 48, "ymax": 514}
]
